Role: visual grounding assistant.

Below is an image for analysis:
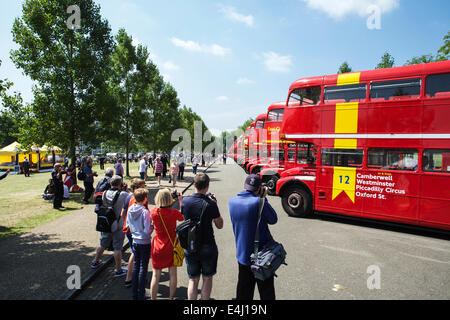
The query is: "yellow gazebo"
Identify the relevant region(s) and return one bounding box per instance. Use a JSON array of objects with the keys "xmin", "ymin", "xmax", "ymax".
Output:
[{"xmin": 0, "ymin": 142, "xmax": 64, "ymax": 172}]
